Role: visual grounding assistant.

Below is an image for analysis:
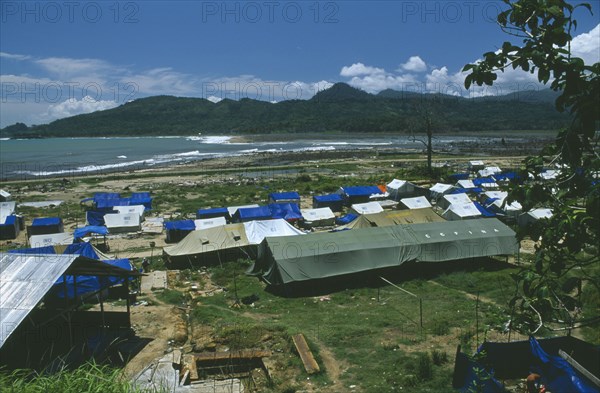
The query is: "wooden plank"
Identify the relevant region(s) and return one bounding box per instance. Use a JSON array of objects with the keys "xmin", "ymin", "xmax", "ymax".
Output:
[
  {"xmin": 179, "ymin": 369, "xmax": 190, "ymax": 386},
  {"xmin": 559, "ymin": 349, "xmax": 600, "ymax": 388},
  {"xmin": 183, "ymin": 354, "xmax": 199, "ymax": 381},
  {"xmin": 172, "ymin": 349, "xmax": 182, "ymax": 367},
  {"xmin": 194, "ymin": 349, "xmax": 271, "ymax": 362},
  {"xmin": 292, "ymin": 334, "xmax": 320, "ymax": 374}
]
